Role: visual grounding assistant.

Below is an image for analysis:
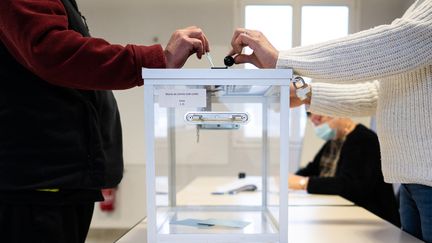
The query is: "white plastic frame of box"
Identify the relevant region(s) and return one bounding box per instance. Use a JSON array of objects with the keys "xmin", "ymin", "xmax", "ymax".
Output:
[{"xmin": 143, "ymin": 68, "xmax": 292, "ymax": 243}]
